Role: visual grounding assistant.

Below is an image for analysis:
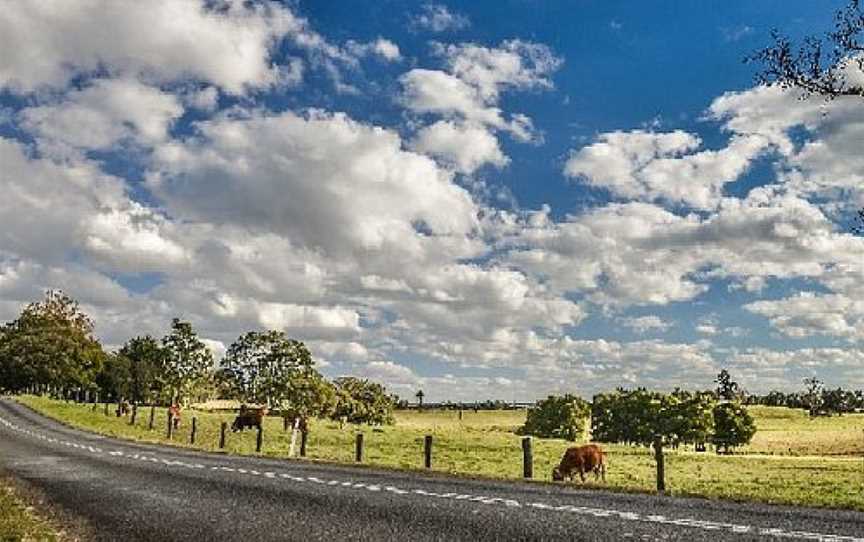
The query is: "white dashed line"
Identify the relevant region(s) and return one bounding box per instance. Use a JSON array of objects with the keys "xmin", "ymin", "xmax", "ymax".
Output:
[{"xmin": 1, "ymin": 414, "xmax": 862, "ymax": 541}]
